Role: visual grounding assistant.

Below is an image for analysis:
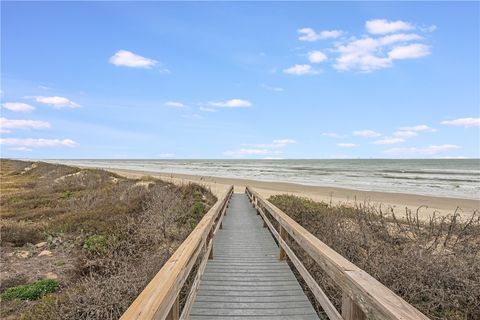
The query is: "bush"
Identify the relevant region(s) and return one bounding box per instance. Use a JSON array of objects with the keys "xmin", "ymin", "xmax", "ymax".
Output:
[
  {"xmin": 1, "ymin": 220, "xmax": 45, "ymax": 246},
  {"xmin": 0, "ymin": 279, "xmax": 59, "ymax": 301},
  {"xmin": 83, "ymin": 235, "xmax": 108, "ymax": 253},
  {"xmin": 60, "ymin": 191, "xmax": 74, "ymax": 199},
  {"xmin": 268, "ymin": 194, "xmax": 480, "ymax": 320},
  {"xmin": 193, "ymin": 191, "xmax": 205, "ymax": 216}
]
